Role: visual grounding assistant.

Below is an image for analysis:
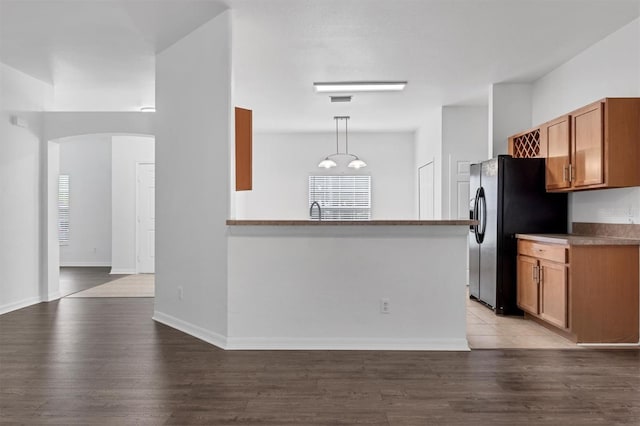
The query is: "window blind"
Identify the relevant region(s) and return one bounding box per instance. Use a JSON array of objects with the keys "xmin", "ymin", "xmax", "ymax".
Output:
[
  {"xmin": 58, "ymin": 175, "xmax": 70, "ymax": 245},
  {"xmin": 309, "ymin": 175, "xmax": 371, "ymax": 220}
]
